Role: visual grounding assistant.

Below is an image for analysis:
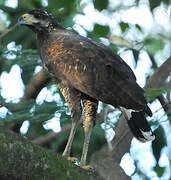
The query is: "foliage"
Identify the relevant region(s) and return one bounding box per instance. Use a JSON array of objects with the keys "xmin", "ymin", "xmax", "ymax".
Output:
[
  {"xmin": 145, "ymin": 88, "xmax": 166, "ymax": 102},
  {"xmin": 93, "ymin": 0, "xmax": 108, "ymax": 11},
  {"xmin": 93, "ymin": 24, "xmax": 109, "ymax": 38},
  {"xmin": 0, "ymin": 0, "xmax": 170, "ymax": 179},
  {"xmin": 144, "ymin": 36, "xmax": 165, "ymax": 56}
]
